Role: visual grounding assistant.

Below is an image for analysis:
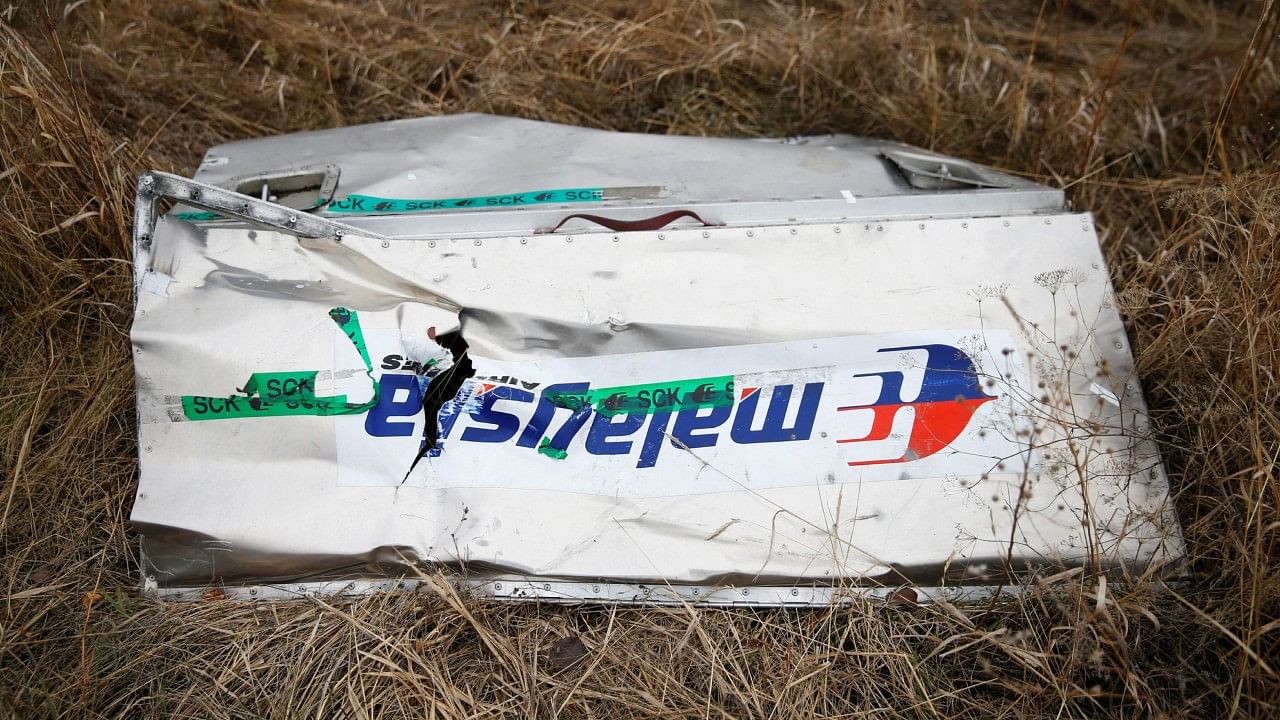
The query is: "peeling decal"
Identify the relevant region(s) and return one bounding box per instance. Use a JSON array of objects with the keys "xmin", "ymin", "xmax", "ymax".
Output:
[
  {"xmin": 180, "ymin": 307, "xmax": 379, "ymax": 420},
  {"xmin": 139, "ymin": 270, "xmax": 172, "ymax": 297}
]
